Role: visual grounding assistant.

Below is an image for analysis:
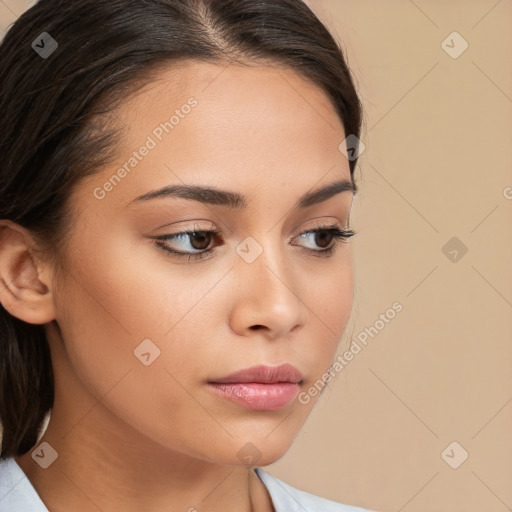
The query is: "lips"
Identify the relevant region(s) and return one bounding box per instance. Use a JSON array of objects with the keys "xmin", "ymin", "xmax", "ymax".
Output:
[
  {"xmin": 209, "ymin": 363, "xmax": 303, "ymax": 385},
  {"xmin": 207, "ymin": 364, "xmax": 303, "ymax": 411}
]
